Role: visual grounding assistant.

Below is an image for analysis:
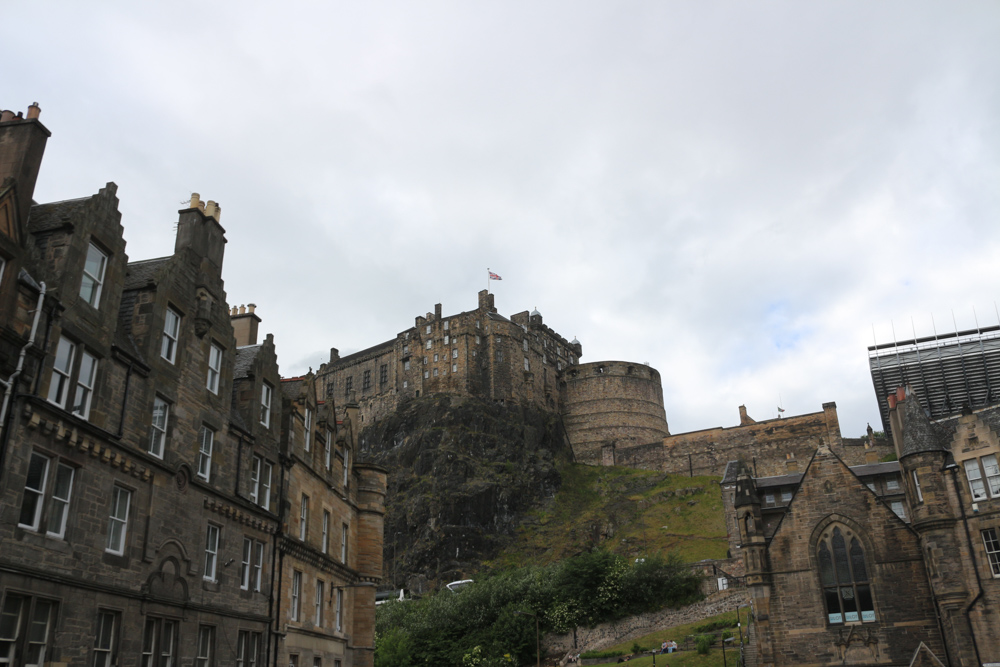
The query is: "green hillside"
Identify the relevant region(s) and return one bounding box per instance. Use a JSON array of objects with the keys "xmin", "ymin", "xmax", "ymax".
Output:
[{"xmin": 489, "ymin": 463, "xmax": 729, "ymax": 568}]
